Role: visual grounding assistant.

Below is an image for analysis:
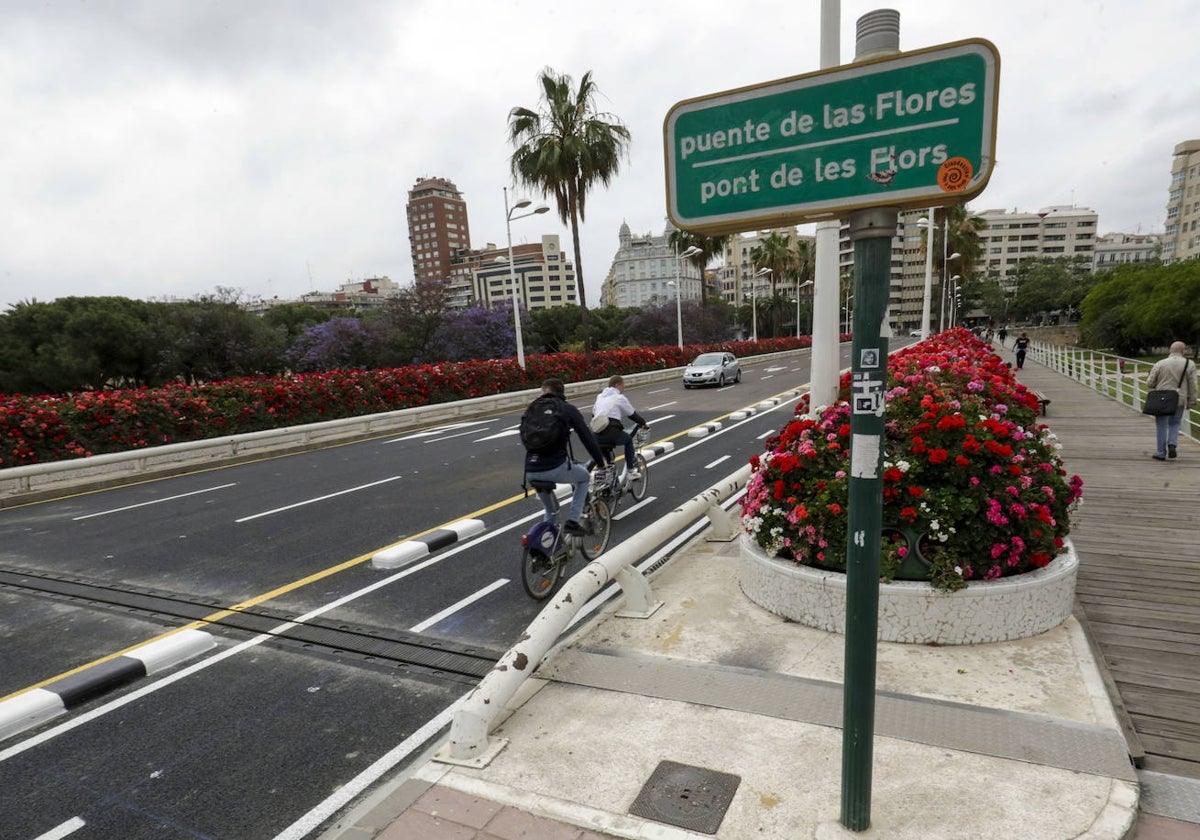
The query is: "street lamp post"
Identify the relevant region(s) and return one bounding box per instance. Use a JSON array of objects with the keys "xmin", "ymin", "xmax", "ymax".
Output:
[
  {"xmin": 752, "ymin": 267, "xmax": 772, "ymax": 342},
  {"xmin": 503, "ymin": 186, "xmax": 549, "ymax": 370},
  {"xmin": 674, "ymin": 245, "xmax": 702, "ymax": 348},
  {"xmin": 917, "ymin": 209, "xmax": 936, "ymax": 338},
  {"xmin": 797, "ymin": 279, "xmax": 813, "ymax": 338},
  {"xmin": 948, "ymin": 275, "xmax": 962, "ymax": 326},
  {"xmin": 940, "ymin": 249, "xmax": 962, "ymax": 332}
]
